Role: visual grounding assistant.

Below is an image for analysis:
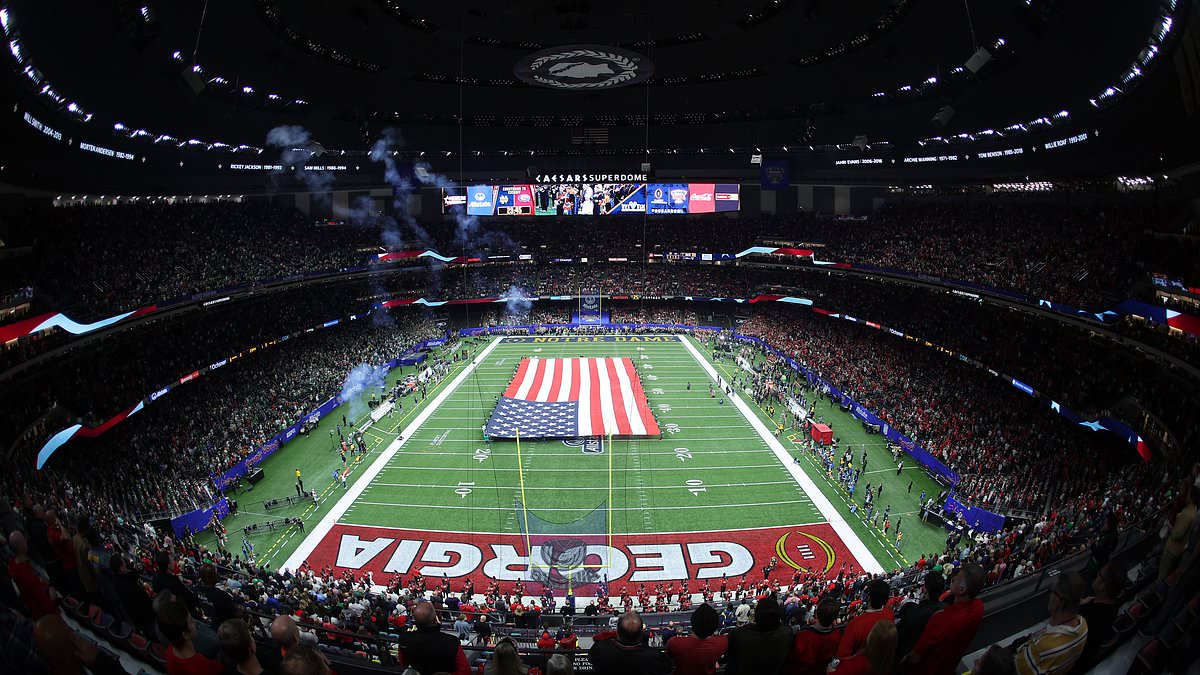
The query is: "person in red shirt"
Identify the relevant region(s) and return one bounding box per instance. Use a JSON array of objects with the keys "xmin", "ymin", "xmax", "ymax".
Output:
[
  {"xmin": 537, "ymin": 630, "xmax": 557, "ymax": 651},
  {"xmin": 7, "ymin": 531, "xmax": 57, "ymax": 619},
  {"xmin": 787, "ymin": 598, "xmax": 843, "ymax": 675},
  {"xmin": 831, "ymin": 620, "xmax": 897, "ymax": 675},
  {"xmin": 557, "ymin": 626, "xmax": 578, "ymax": 650},
  {"xmin": 665, "ymin": 603, "xmax": 728, "ymax": 675},
  {"xmin": 157, "ymin": 595, "xmax": 223, "ymax": 675},
  {"xmin": 900, "ymin": 563, "xmax": 985, "ymax": 675},
  {"xmin": 838, "ymin": 579, "xmax": 894, "ymax": 658}
]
